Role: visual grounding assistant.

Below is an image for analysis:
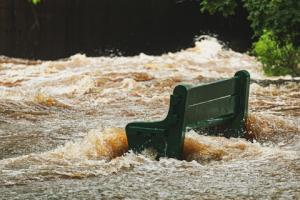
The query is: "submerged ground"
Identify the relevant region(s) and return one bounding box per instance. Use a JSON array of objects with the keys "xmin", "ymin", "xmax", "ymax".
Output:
[{"xmin": 0, "ymin": 38, "xmax": 299, "ymax": 199}]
